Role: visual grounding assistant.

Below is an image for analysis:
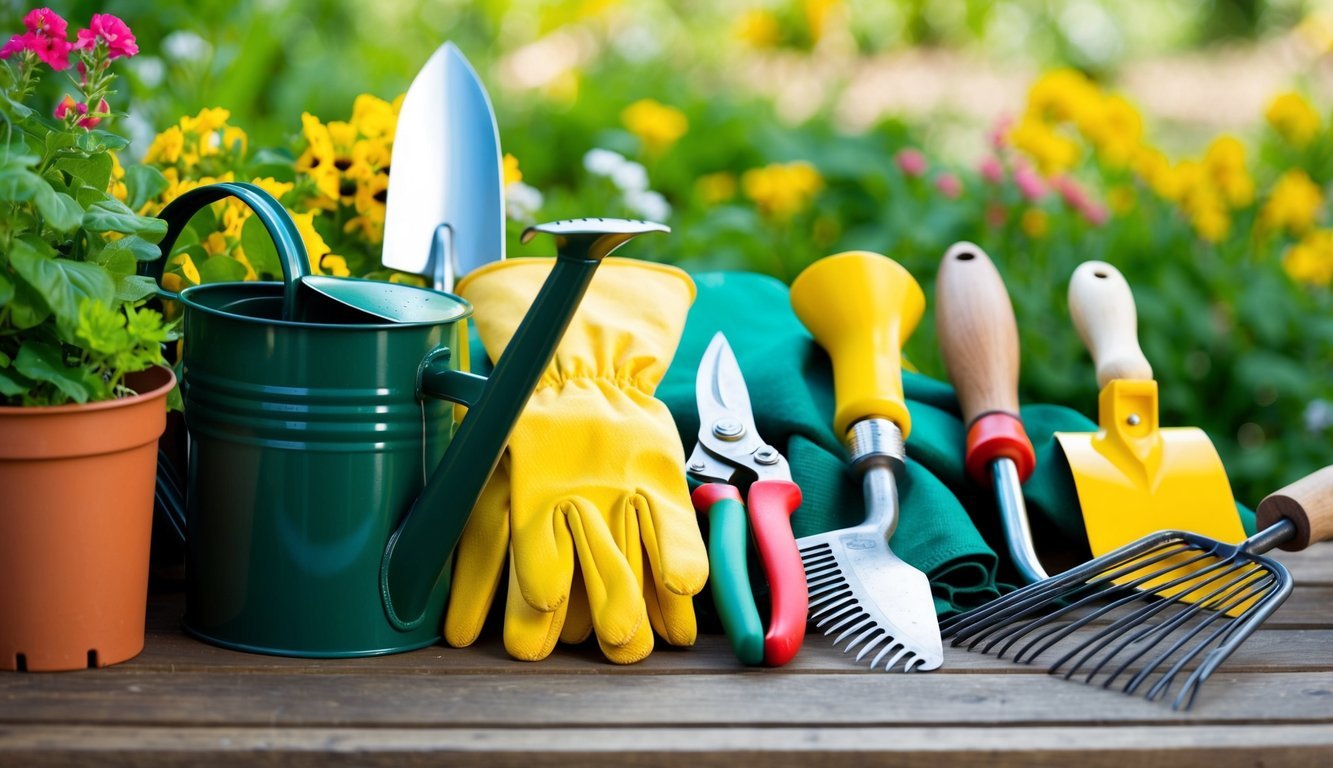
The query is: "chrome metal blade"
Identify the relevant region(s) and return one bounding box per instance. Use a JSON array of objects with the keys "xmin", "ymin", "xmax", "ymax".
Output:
[{"xmin": 381, "ymin": 42, "xmax": 503, "ymax": 289}]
